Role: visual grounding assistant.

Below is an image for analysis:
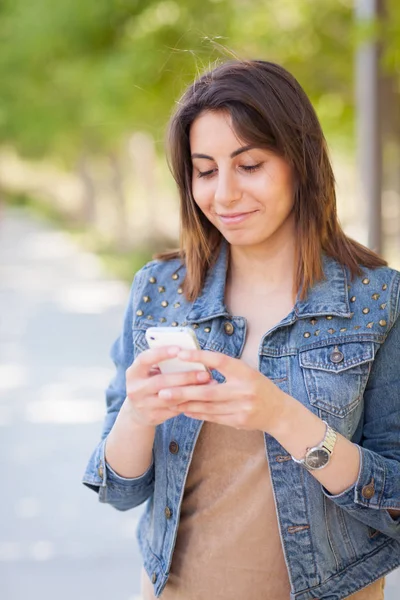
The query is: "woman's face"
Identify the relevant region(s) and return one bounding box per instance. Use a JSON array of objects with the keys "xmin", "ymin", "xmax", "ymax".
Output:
[{"xmin": 190, "ymin": 110, "xmax": 296, "ymax": 251}]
